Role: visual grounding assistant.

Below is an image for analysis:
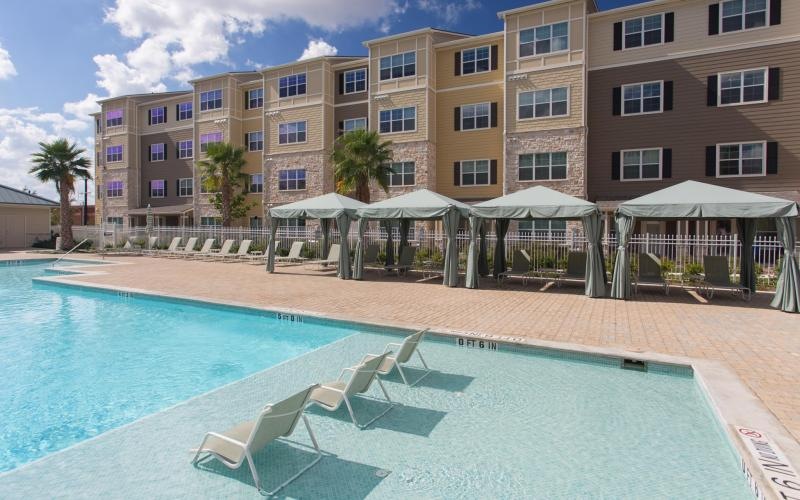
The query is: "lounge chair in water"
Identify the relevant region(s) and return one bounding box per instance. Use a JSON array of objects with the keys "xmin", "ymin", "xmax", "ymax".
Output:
[
  {"xmin": 556, "ymin": 251, "xmax": 586, "ymax": 287},
  {"xmin": 635, "ymin": 252, "xmax": 669, "ymax": 295},
  {"xmin": 191, "ymin": 385, "xmax": 321, "ymax": 496},
  {"xmin": 497, "ymin": 249, "xmax": 531, "ymax": 285},
  {"xmin": 166, "ymin": 237, "xmax": 197, "ymax": 258},
  {"xmin": 363, "ymin": 329, "xmax": 431, "ymax": 386},
  {"xmin": 308, "ymin": 244, "xmax": 340, "ymax": 268},
  {"xmin": 275, "ymin": 241, "xmax": 307, "ymax": 264},
  {"xmin": 203, "ymin": 239, "xmax": 234, "ymax": 260},
  {"xmin": 384, "ymin": 246, "xmax": 416, "ymax": 276},
  {"xmin": 702, "ymin": 255, "xmax": 751, "ymax": 301},
  {"xmin": 150, "ymin": 237, "xmax": 181, "ymax": 257},
  {"xmin": 186, "ymin": 238, "xmax": 215, "ymax": 259},
  {"xmin": 308, "ymin": 352, "xmax": 395, "ymax": 429}
]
